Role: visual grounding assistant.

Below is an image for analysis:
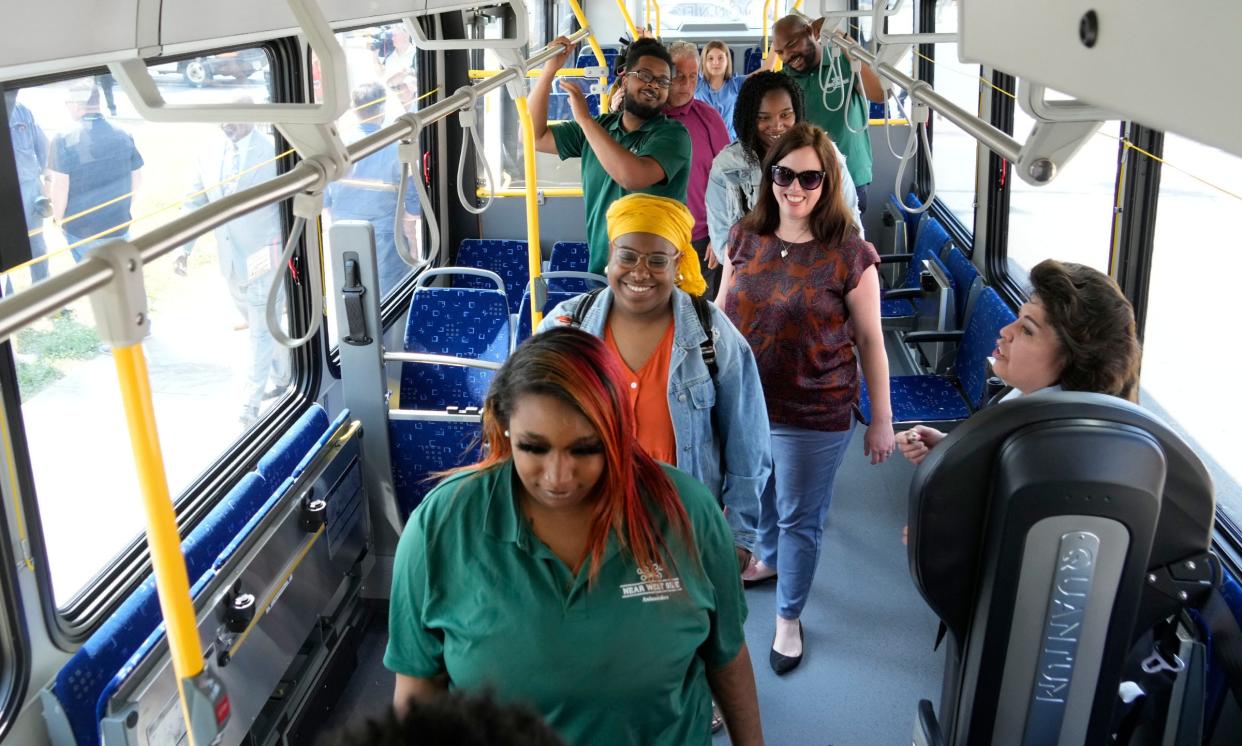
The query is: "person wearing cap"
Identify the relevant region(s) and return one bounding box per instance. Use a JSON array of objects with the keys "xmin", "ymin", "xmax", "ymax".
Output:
[
  {"xmin": 48, "ymin": 81, "xmax": 144, "ymax": 262},
  {"xmin": 538, "ymin": 194, "xmax": 769, "ymax": 571},
  {"xmin": 528, "ymin": 37, "xmax": 692, "ymax": 275}
]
